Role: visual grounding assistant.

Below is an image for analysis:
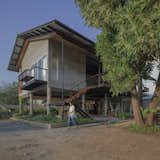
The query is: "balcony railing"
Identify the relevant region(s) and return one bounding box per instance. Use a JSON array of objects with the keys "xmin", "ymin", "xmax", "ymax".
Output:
[
  {"xmin": 19, "ymin": 67, "xmax": 48, "ymax": 90},
  {"xmin": 19, "ymin": 66, "xmax": 48, "ymax": 82},
  {"xmin": 18, "ymin": 69, "xmax": 33, "ymax": 82}
]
